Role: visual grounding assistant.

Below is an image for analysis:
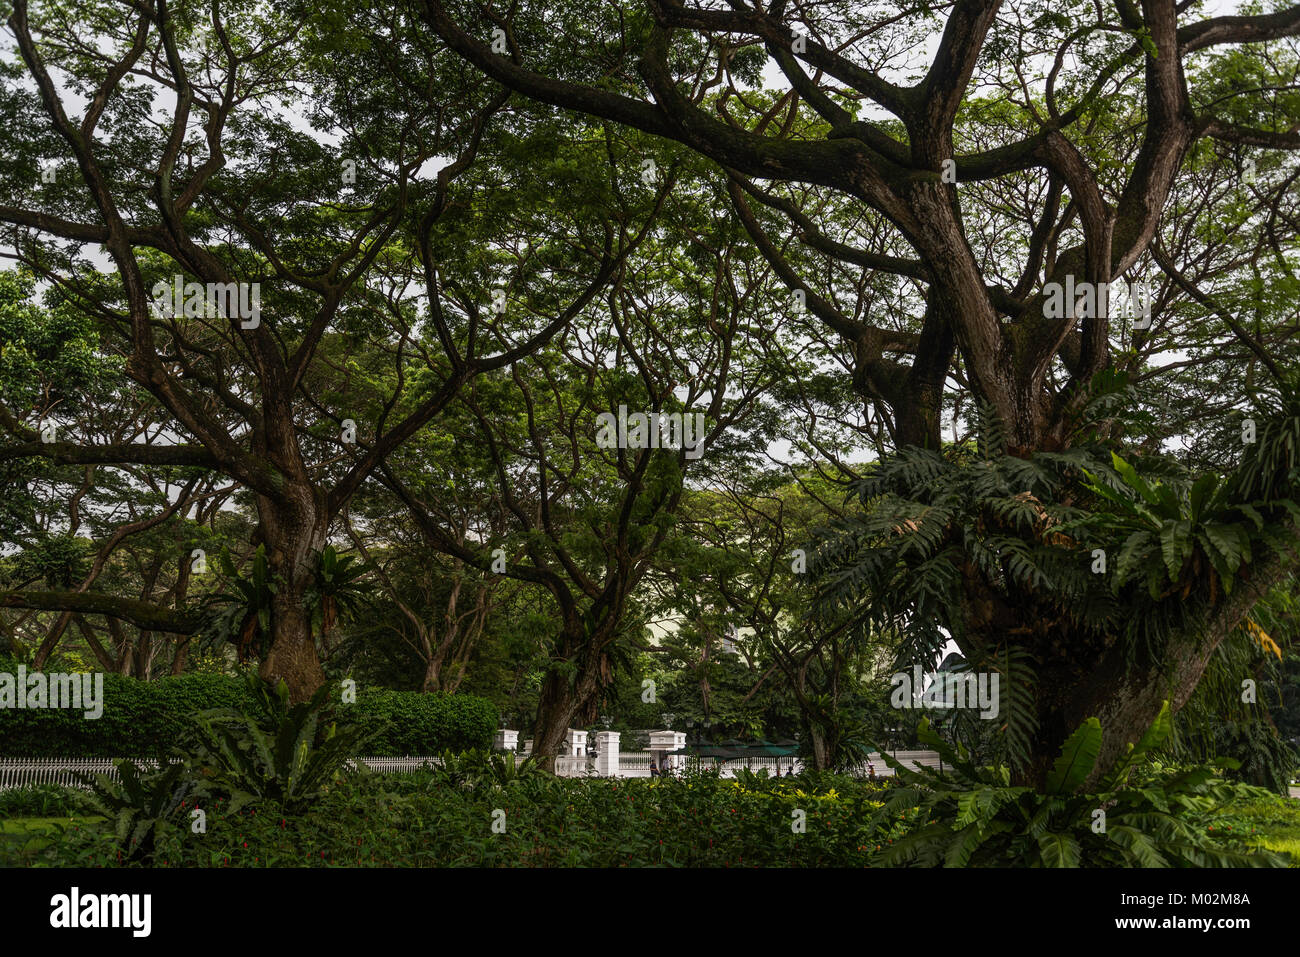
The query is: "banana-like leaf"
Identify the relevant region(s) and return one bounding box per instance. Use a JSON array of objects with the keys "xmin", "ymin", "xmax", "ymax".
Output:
[
  {"xmin": 1110, "ymin": 453, "xmax": 1162, "ymax": 508},
  {"xmin": 1106, "ymin": 824, "xmax": 1168, "ymax": 867},
  {"xmin": 1099, "ymin": 701, "xmax": 1171, "ymax": 790},
  {"xmin": 1159, "ymin": 520, "xmax": 1191, "ymax": 581},
  {"xmin": 1044, "ymin": 717, "xmax": 1102, "ymax": 795},
  {"xmin": 1187, "ymin": 473, "xmax": 1221, "ymax": 522},
  {"xmin": 1036, "ymin": 831, "xmax": 1082, "ymax": 868}
]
